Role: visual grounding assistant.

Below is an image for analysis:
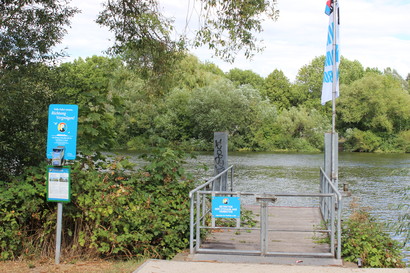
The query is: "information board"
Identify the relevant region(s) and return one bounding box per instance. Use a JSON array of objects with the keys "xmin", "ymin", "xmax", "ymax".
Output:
[
  {"xmin": 212, "ymin": 196, "xmax": 240, "ymax": 218},
  {"xmin": 46, "ymin": 104, "xmax": 78, "ymax": 160},
  {"xmin": 47, "ymin": 166, "xmax": 71, "ymax": 202}
]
